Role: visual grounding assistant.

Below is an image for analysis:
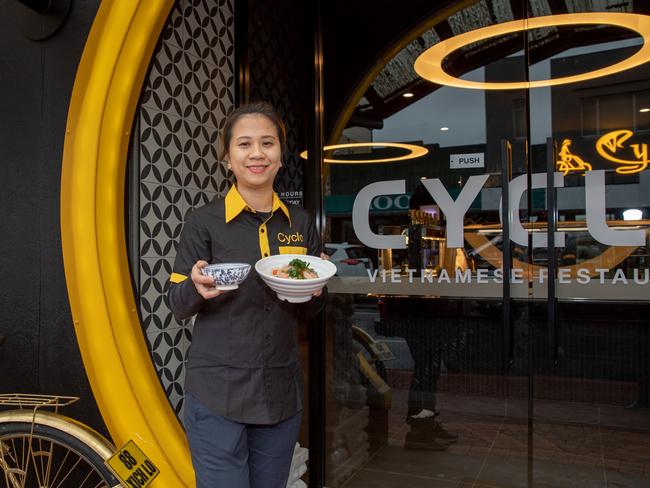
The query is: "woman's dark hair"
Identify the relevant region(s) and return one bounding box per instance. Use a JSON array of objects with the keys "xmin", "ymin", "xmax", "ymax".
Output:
[{"xmin": 219, "ymin": 101, "xmax": 287, "ymax": 160}]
